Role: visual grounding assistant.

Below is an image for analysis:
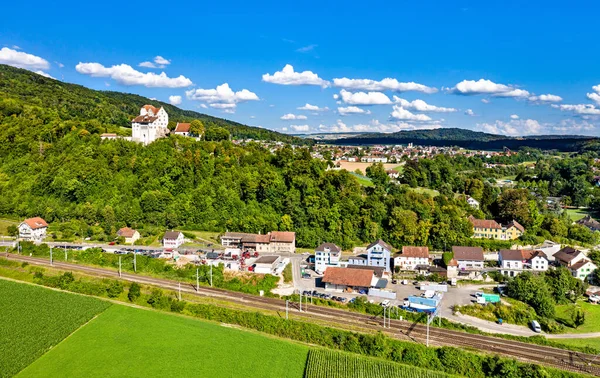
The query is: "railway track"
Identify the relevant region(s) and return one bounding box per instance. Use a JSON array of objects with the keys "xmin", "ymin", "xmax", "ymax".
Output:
[{"xmin": 5, "ymin": 253, "xmax": 600, "ymax": 376}]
